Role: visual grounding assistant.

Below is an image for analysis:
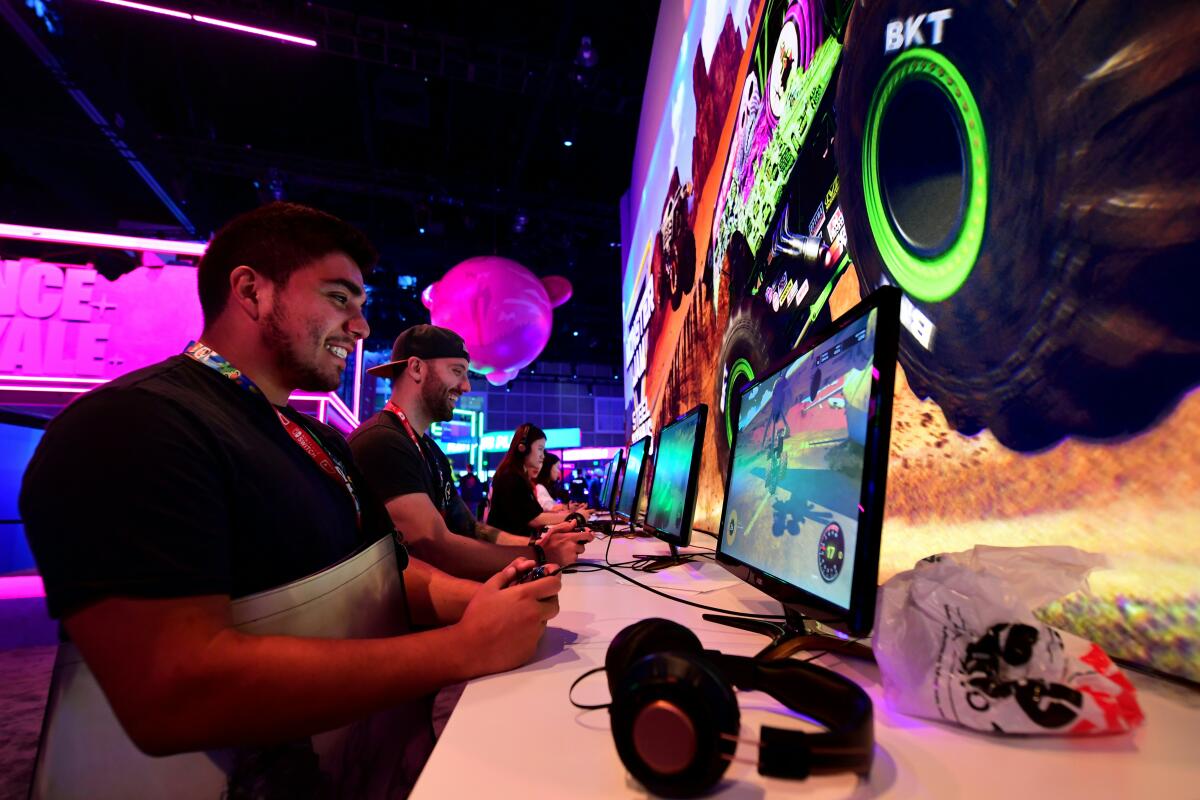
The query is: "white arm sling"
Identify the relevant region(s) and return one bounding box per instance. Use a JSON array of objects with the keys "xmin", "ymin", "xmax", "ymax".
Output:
[{"xmin": 31, "ymin": 534, "xmax": 433, "ymax": 799}]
